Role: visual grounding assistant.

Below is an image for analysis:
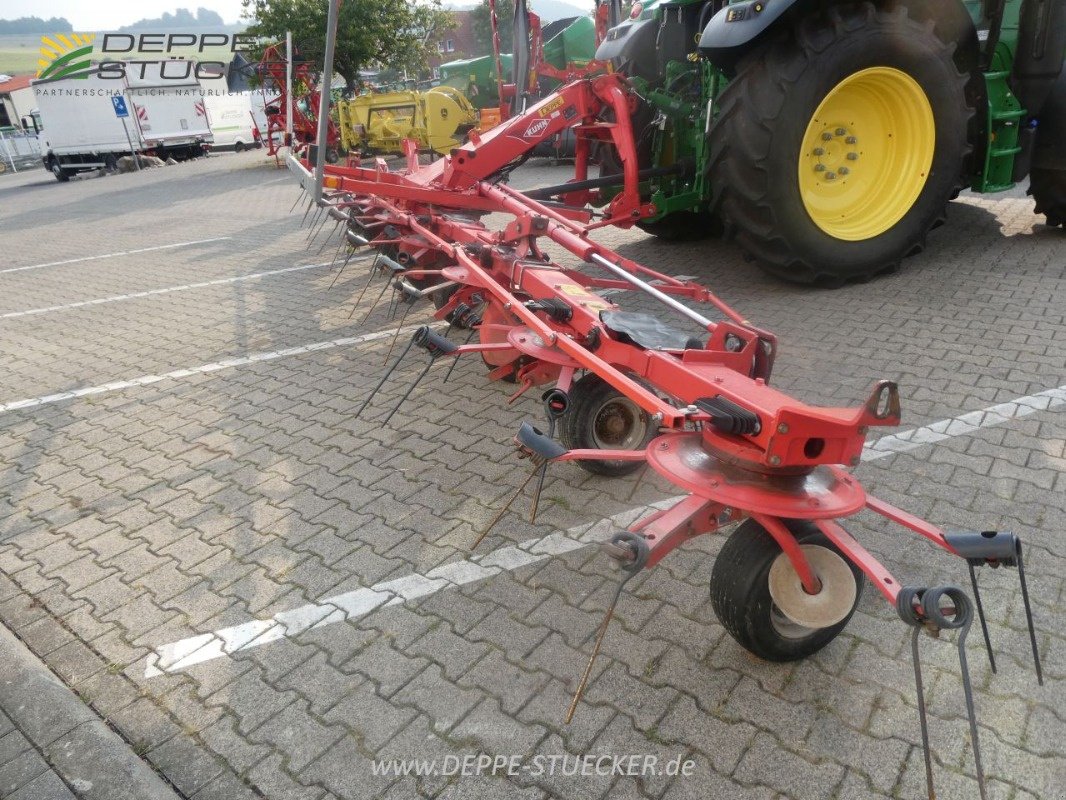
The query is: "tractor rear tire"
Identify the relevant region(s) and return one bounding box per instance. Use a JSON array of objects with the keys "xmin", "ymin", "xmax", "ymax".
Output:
[
  {"xmin": 1028, "ymin": 70, "xmax": 1066, "ymax": 229},
  {"xmin": 710, "ymin": 519, "xmax": 864, "ymax": 662},
  {"xmin": 1030, "ymin": 168, "xmax": 1066, "ymax": 228},
  {"xmin": 708, "ymin": 3, "xmax": 972, "ymax": 284},
  {"xmin": 559, "ymin": 373, "xmax": 655, "ymax": 477}
]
